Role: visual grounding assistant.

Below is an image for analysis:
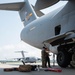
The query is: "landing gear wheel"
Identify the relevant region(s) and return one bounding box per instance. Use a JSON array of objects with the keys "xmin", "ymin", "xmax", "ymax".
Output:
[
  {"xmin": 70, "ymin": 63, "xmax": 75, "ymax": 68},
  {"xmin": 70, "ymin": 53, "xmax": 75, "ymax": 68},
  {"xmin": 57, "ymin": 51, "xmax": 71, "ymax": 68}
]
